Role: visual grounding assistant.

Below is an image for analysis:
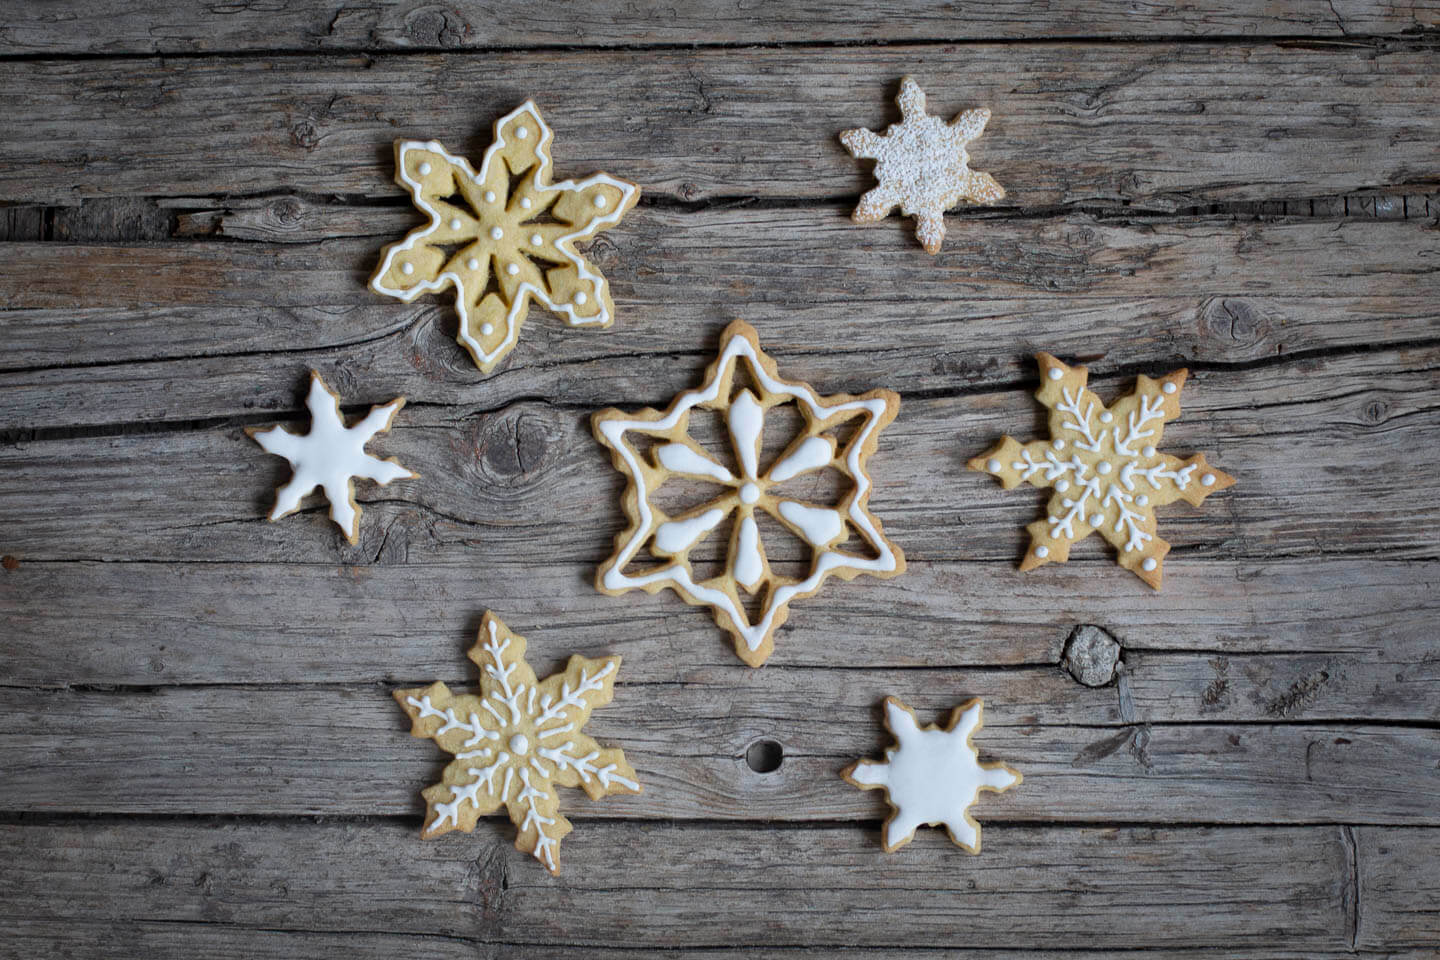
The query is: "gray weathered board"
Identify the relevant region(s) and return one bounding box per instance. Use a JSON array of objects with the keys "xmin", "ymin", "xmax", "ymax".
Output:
[{"xmin": 1, "ymin": 2, "xmax": 1438, "ymax": 956}]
